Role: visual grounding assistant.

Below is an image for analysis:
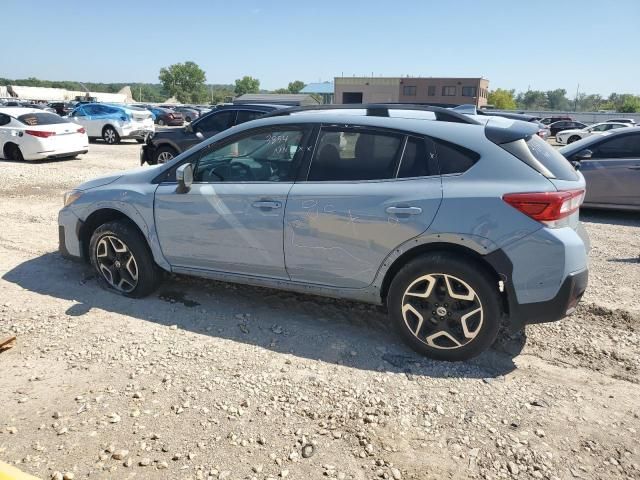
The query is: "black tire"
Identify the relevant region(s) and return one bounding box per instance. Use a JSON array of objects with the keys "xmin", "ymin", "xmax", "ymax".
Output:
[
  {"xmin": 153, "ymin": 145, "xmax": 177, "ymax": 164},
  {"xmin": 185, "ymin": 116, "xmax": 192, "ymax": 123},
  {"xmin": 567, "ymin": 135, "xmax": 580, "ymax": 144},
  {"xmin": 102, "ymin": 126, "xmax": 120, "ymax": 145},
  {"xmin": 89, "ymin": 220, "xmax": 162, "ymax": 298},
  {"xmin": 4, "ymin": 143, "xmax": 24, "ymax": 161},
  {"xmin": 387, "ymin": 253, "xmax": 502, "ymax": 361},
  {"xmin": 158, "ymin": 119, "xmax": 166, "ymax": 126}
]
